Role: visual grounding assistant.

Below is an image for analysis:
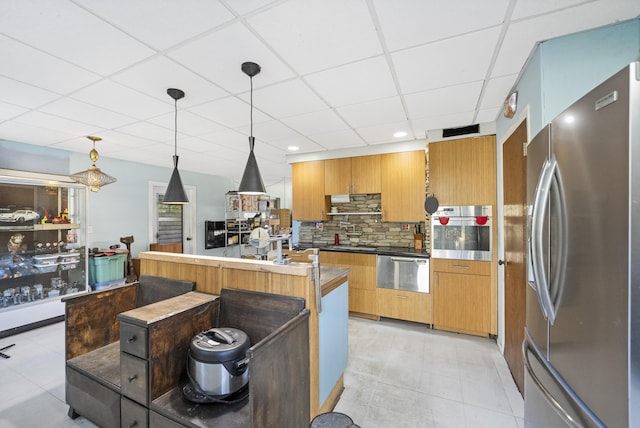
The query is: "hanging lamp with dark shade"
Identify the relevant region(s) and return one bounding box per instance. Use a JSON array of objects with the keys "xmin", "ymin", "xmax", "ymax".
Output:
[
  {"xmin": 163, "ymin": 88, "xmax": 189, "ymax": 204},
  {"xmin": 238, "ymin": 61, "xmax": 266, "ymax": 195}
]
